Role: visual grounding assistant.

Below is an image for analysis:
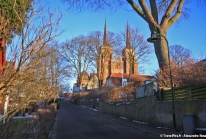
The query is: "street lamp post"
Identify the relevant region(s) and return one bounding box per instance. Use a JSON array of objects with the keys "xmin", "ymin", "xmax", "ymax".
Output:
[
  {"xmin": 147, "ymin": 31, "xmax": 176, "ymax": 131},
  {"xmin": 122, "ymin": 59, "xmax": 123, "ymax": 87}
]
